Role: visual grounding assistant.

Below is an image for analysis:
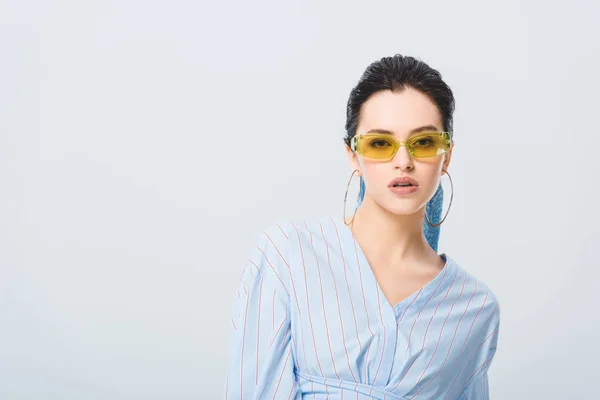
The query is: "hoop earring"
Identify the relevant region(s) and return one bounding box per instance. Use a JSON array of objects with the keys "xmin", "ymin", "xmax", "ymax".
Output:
[
  {"xmin": 425, "ymin": 169, "xmax": 454, "ymax": 228},
  {"xmin": 343, "ymin": 169, "xmax": 361, "ymax": 226}
]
